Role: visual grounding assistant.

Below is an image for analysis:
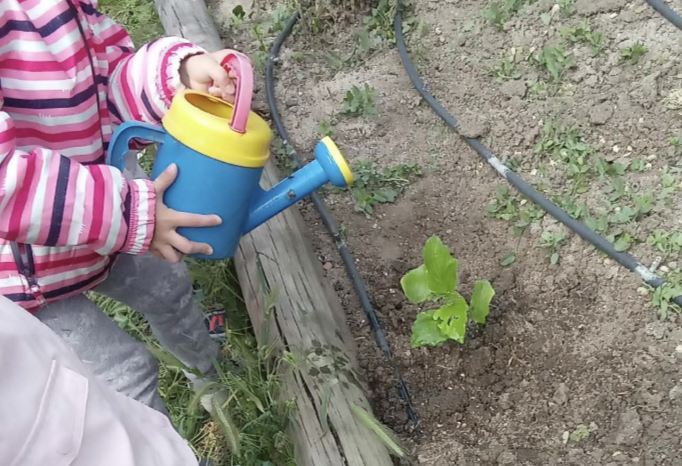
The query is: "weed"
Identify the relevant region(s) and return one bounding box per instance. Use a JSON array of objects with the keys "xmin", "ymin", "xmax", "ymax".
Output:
[
  {"xmin": 350, "ymin": 404, "xmax": 405, "ymax": 457},
  {"xmin": 363, "ymin": 0, "xmax": 417, "ymax": 45},
  {"xmin": 595, "ymin": 158, "xmax": 627, "ymax": 179},
  {"xmin": 651, "ymin": 268, "xmax": 682, "ymax": 319},
  {"xmin": 585, "ymin": 212, "xmax": 610, "ymax": 234},
  {"xmin": 631, "ymin": 159, "xmax": 646, "ymax": 171},
  {"xmin": 271, "ymin": 134, "xmax": 297, "ymax": 172},
  {"xmin": 529, "ymin": 80, "xmax": 549, "ymax": 99},
  {"xmin": 561, "ymin": 20, "xmax": 606, "ymax": 57},
  {"xmin": 343, "ymin": 84, "xmax": 378, "ymax": 117},
  {"xmin": 558, "ymin": 0, "xmax": 577, "ymax": 17},
  {"xmin": 532, "ymin": 45, "xmax": 576, "ymax": 83},
  {"xmin": 648, "ymin": 230, "xmax": 682, "ymax": 255},
  {"xmin": 487, "ymin": 185, "xmax": 546, "ymax": 235},
  {"xmin": 490, "ymin": 57, "xmax": 522, "ymax": 82},
  {"xmin": 483, "ymin": 0, "xmax": 536, "ymax": 30},
  {"xmin": 316, "ymin": 119, "xmax": 336, "ymax": 138},
  {"xmin": 534, "ymin": 121, "xmax": 594, "ymax": 183},
  {"xmin": 568, "ymin": 424, "xmax": 593, "ymax": 443},
  {"xmin": 401, "ymin": 236, "xmax": 495, "ymax": 348},
  {"xmin": 620, "ymin": 42, "xmax": 648, "ymax": 65},
  {"xmin": 540, "ymin": 231, "xmax": 567, "ymax": 264},
  {"xmin": 343, "ymin": 161, "xmax": 422, "ymax": 214},
  {"xmin": 670, "ymin": 136, "xmax": 682, "ymax": 155}
]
